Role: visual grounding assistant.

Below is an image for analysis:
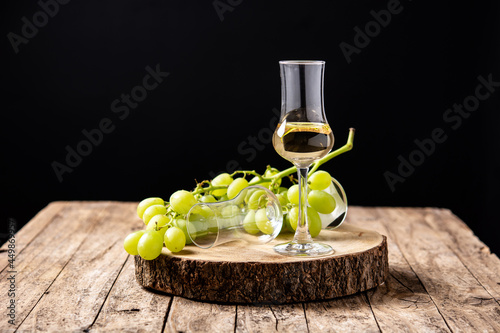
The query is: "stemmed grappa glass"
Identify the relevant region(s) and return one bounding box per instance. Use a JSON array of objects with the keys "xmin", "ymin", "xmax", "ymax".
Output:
[{"xmin": 273, "ymin": 60, "xmax": 335, "ymax": 256}]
